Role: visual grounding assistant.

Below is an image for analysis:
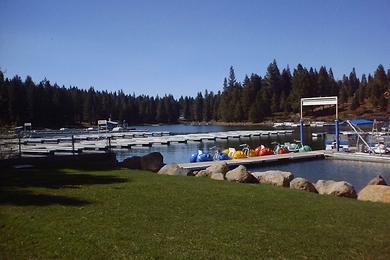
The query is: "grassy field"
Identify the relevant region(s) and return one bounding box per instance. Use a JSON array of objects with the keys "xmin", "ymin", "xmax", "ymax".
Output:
[{"xmin": 1, "ymin": 167, "xmax": 390, "ymax": 259}]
